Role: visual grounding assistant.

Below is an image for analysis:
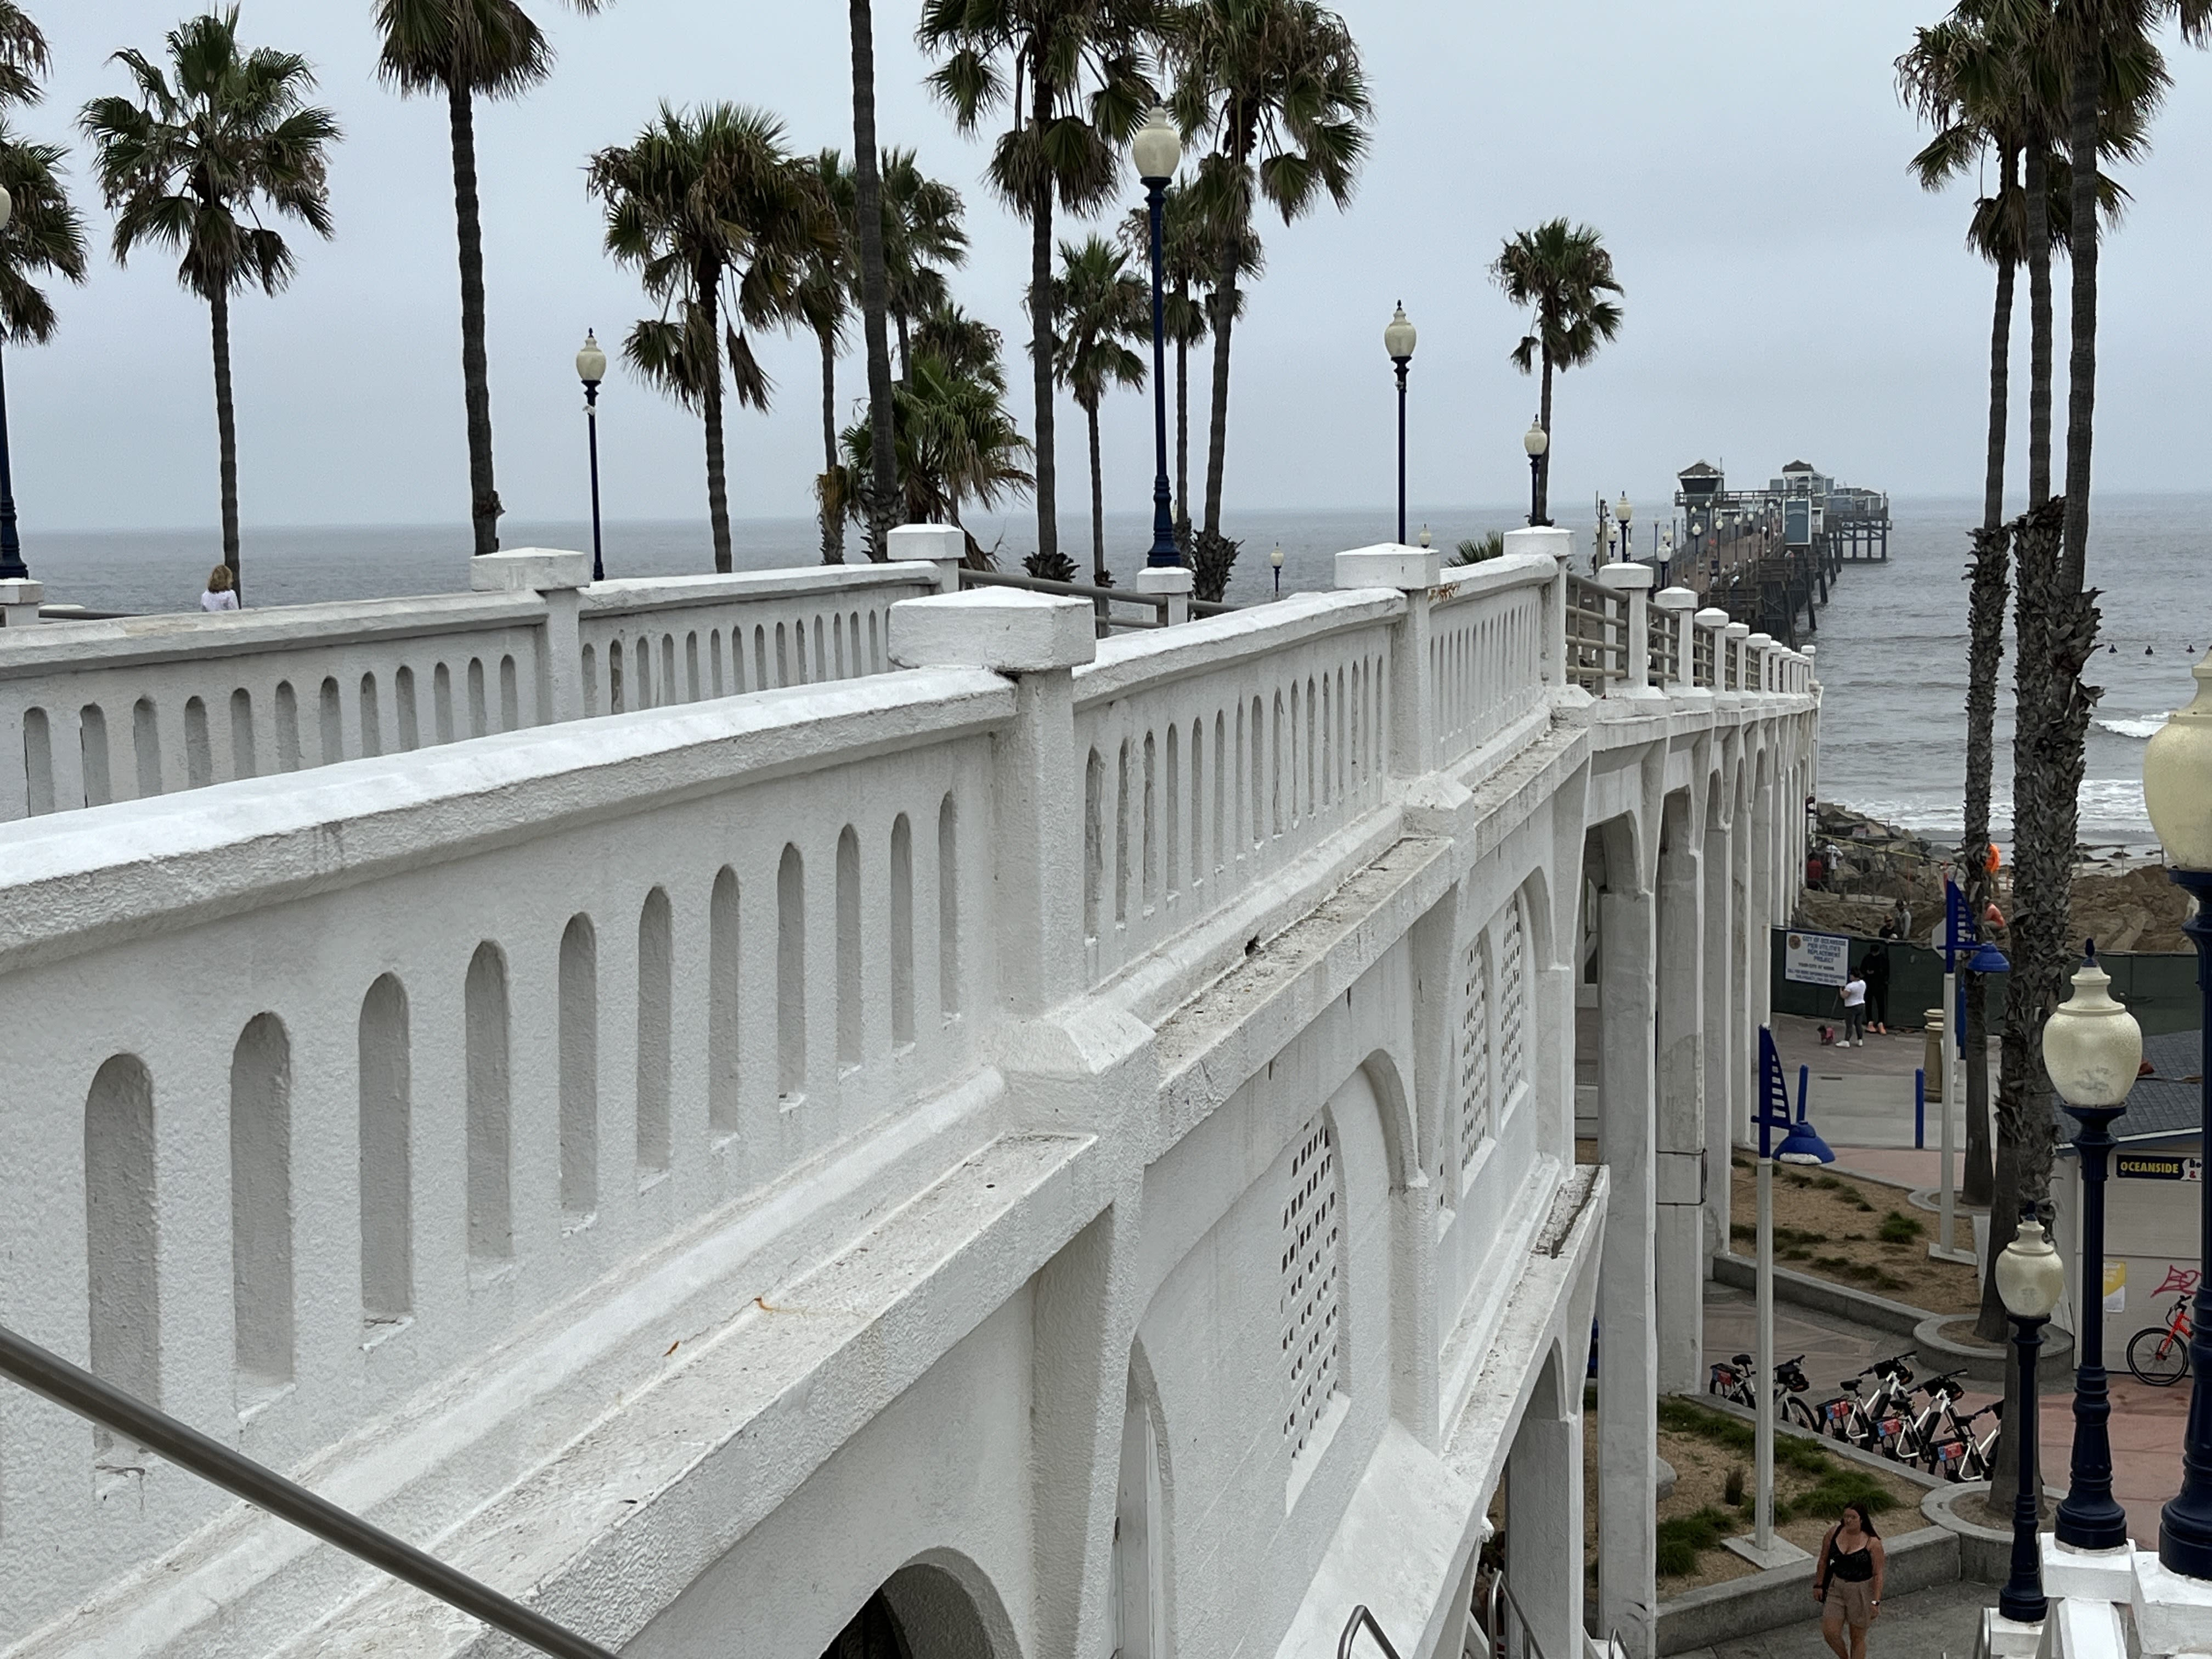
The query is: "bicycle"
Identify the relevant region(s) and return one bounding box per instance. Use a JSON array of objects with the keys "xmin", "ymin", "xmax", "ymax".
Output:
[
  {"xmin": 1815, "ymin": 1351, "xmax": 1916, "ymax": 1455},
  {"xmin": 1925, "ymin": 1400, "xmax": 2001, "ymax": 1483},
  {"xmin": 2129, "ymin": 1295, "xmax": 2194, "ymax": 1387},
  {"xmin": 1891, "ymin": 1370, "xmax": 1968, "ymax": 1470},
  {"xmin": 1708, "ymin": 1352, "xmax": 1820, "ymax": 1430}
]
